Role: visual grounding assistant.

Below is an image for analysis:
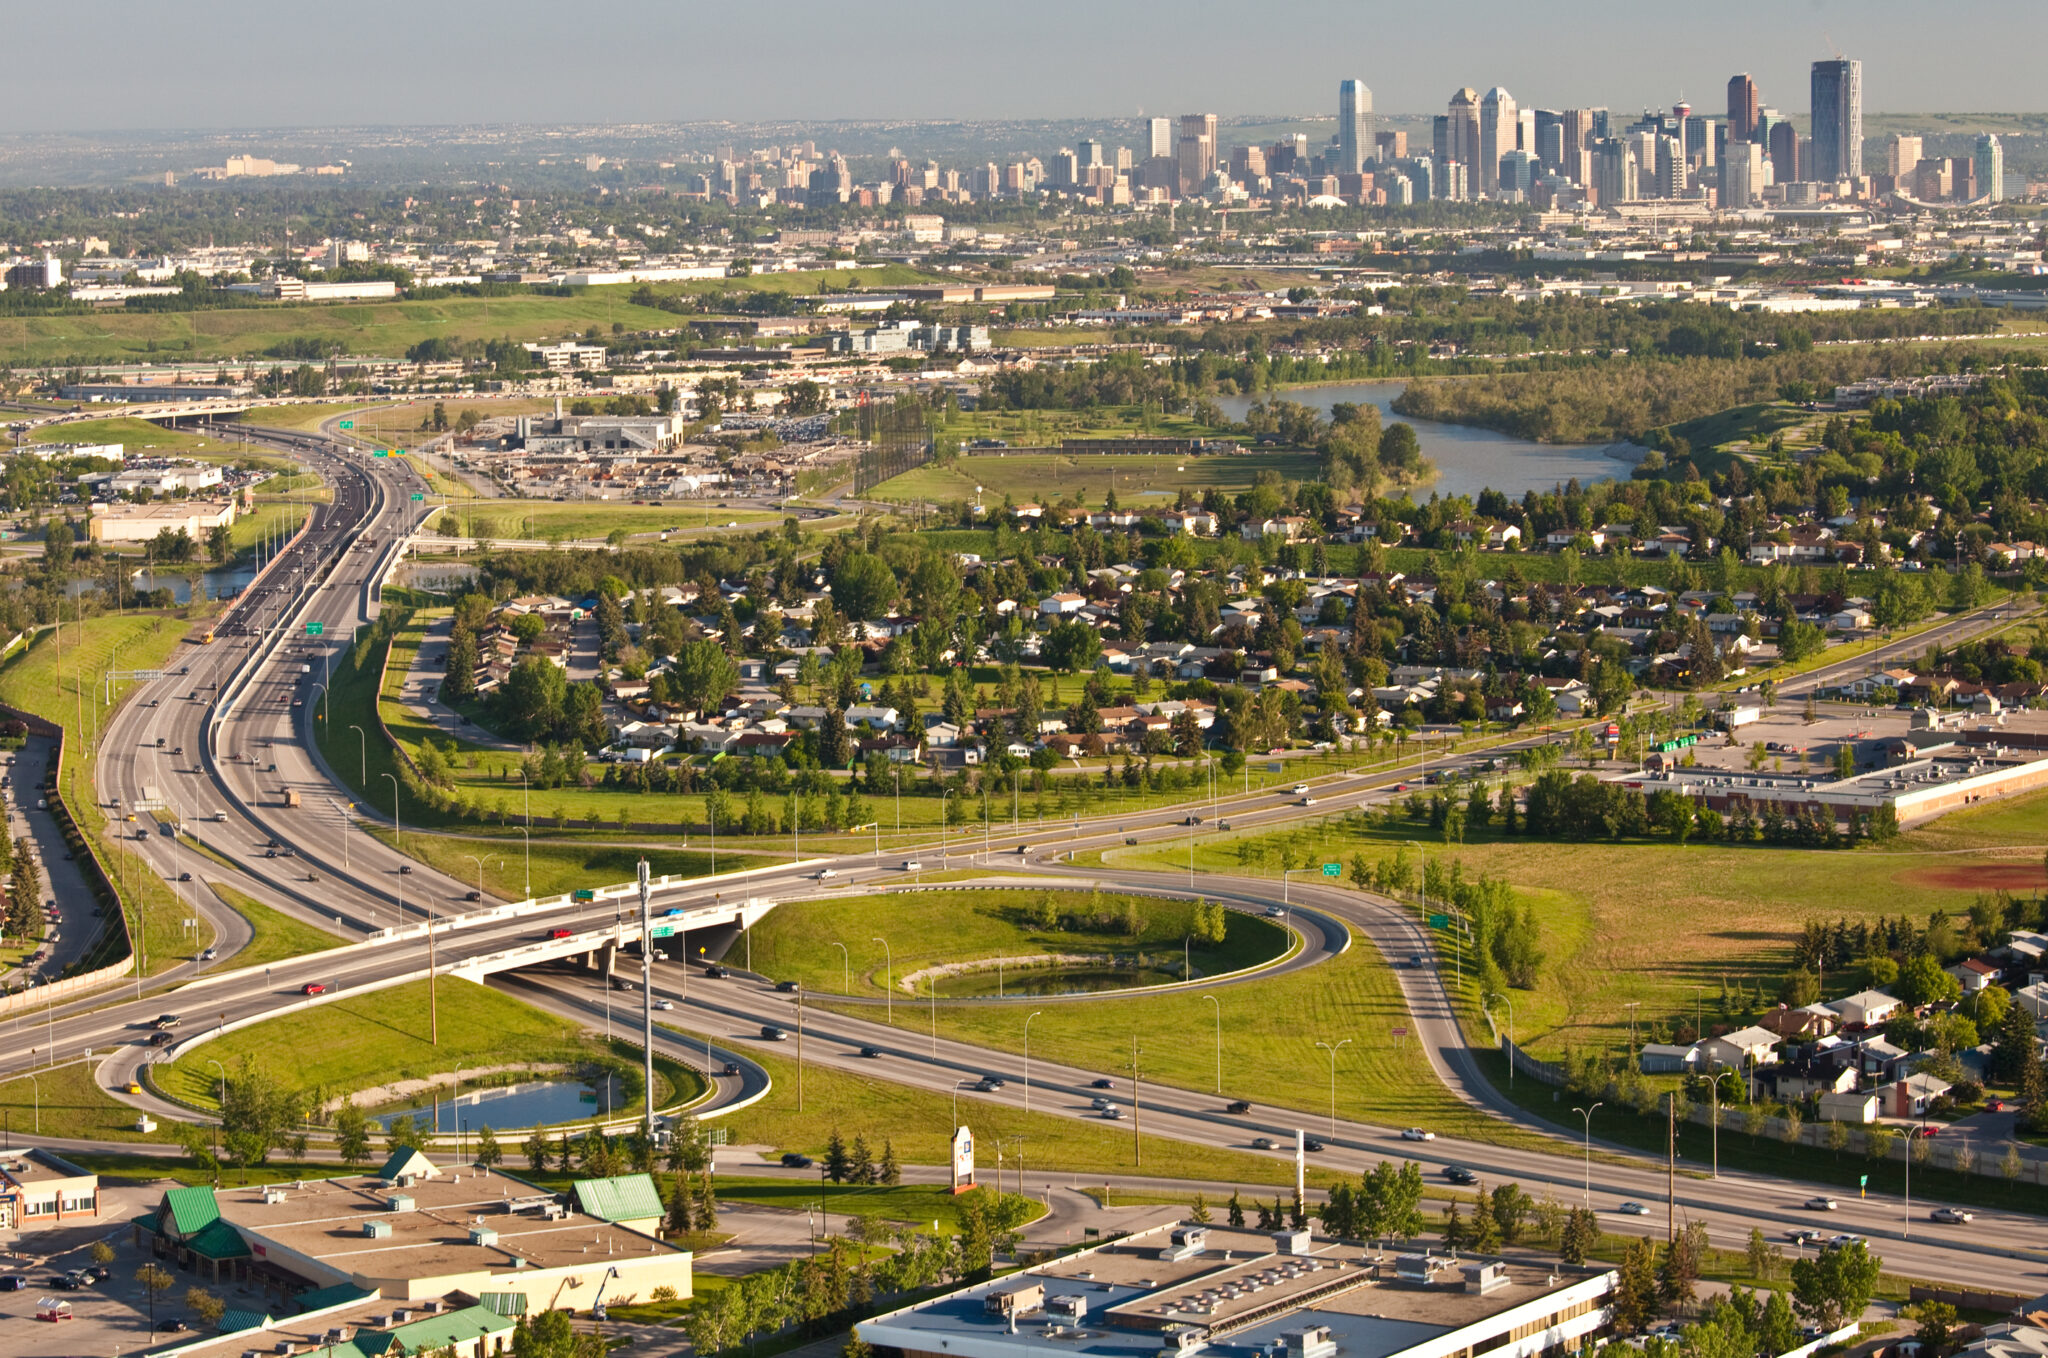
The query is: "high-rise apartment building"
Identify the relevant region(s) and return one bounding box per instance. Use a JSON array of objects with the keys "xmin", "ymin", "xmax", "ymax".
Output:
[
  {"xmin": 1810, "ymin": 57, "xmax": 1862, "ymax": 183},
  {"xmin": 1050, "ymin": 148, "xmax": 1079, "ymax": 187},
  {"xmin": 1446, "ymin": 88, "xmax": 1480, "ymax": 179},
  {"xmin": 1478, "ymin": 86, "xmax": 1517, "ymax": 195},
  {"xmin": 1176, "ymin": 113, "xmax": 1217, "ymax": 194},
  {"xmin": 1078, "ymin": 139, "xmax": 1104, "ymax": 169},
  {"xmin": 1886, "ymin": 134, "xmax": 1922, "ymax": 180},
  {"xmin": 1975, "ymin": 133, "xmax": 2005, "ymax": 201},
  {"xmin": 1337, "ymin": 79, "xmax": 1372, "ymax": 175},
  {"xmin": 1726, "ymin": 74, "xmax": 1759, "ymax": 141},
  {"xmin": 1147, "ymin": 117, "xmax": 1173, "ymax": 160},
  {"xmin": 1768, "ymin": 119, "xmax": 1801, "ymax": 182}
]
